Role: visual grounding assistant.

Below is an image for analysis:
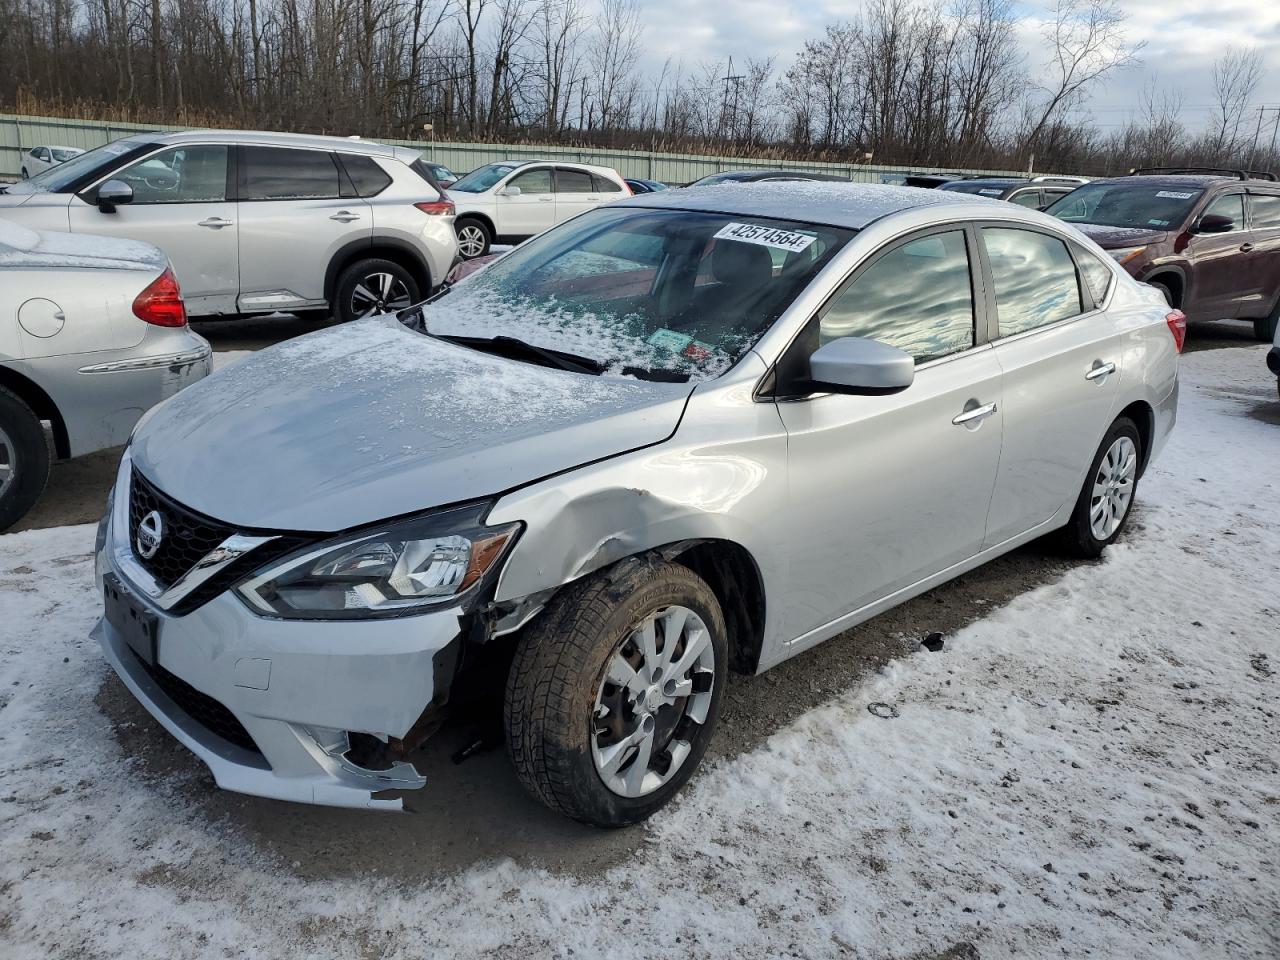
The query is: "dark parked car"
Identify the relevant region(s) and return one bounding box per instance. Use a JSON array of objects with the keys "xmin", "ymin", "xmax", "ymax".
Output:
[
  {"xmin": 939, "ymin": 176, "xmax": 1087, "ymax": 210},
  {"xmin": 901, "ymin": 172, "xmax": 965, "ymax": 188},
  {"xmin": 1048, "ymin": 167, "xmax": 1280, "ymax": 341},
  {"xmin": 686, "ymin": 169, "xmax": 850, "ymax": 187},
  {"xmin": 625, "ymin": 178, "xmax": 668, "ymax": 194}
]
